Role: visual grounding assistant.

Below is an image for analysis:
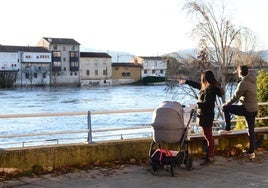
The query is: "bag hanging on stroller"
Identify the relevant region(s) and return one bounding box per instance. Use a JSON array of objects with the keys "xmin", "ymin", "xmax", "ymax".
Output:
[{"xmin": 149, "ymin": 101, "xmax": 196, "ymax": 176}]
